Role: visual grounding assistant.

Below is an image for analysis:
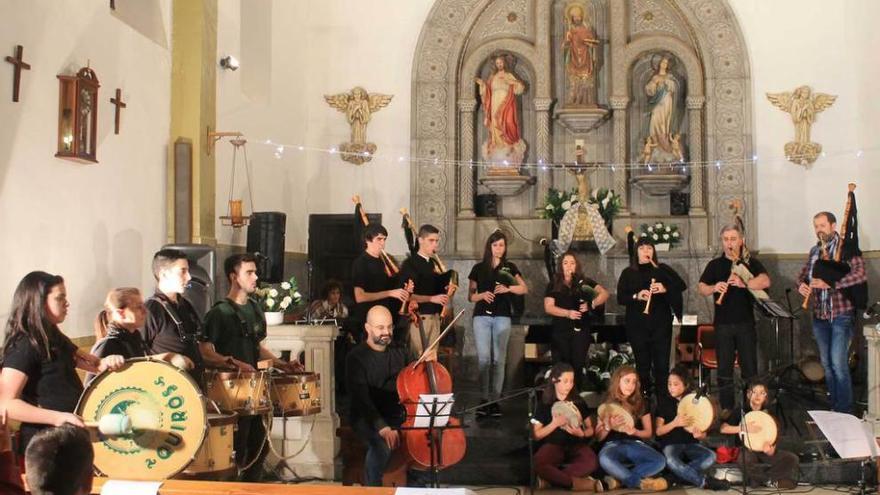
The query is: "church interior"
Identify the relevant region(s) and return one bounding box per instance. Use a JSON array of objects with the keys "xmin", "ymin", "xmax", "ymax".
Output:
[{"xmin": 1, "ymin": 1, "xmax": 879, "ymax": 494}]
